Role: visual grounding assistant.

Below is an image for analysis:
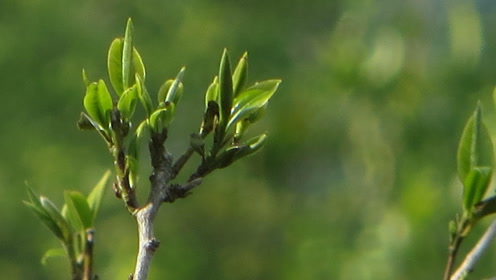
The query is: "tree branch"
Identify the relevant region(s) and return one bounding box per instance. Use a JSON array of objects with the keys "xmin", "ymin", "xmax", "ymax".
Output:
[
  {"xmin": 450, "ymin": 219, "xmax": 496, "ymax": 280},
  {"xmin": 132, "ymin": 131, "xmax": 171, "ymax": 280}
]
